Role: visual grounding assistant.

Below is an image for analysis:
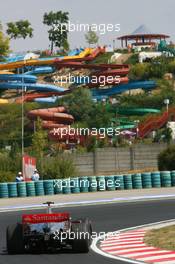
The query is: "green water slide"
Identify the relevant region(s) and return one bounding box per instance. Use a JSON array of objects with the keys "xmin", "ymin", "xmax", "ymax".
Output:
[
  {"xmin": 116, "ymin": 108, "xmax": 161, "ymax": 116},
  {"xmin": 158, "ymin": 40, "xmax": 175, "ymax": 56},
  {"xmin": 110, "ymin": 108, "xmax": 161, "ymax": 130}
]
